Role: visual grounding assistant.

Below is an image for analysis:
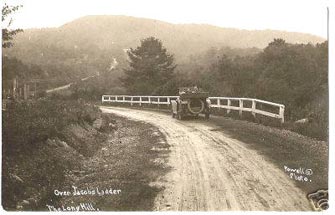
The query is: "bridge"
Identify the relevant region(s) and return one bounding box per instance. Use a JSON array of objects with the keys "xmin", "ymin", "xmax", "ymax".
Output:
[{"xmin": 101, "ymin": 95, "xmax": 285, "ymax": 123}]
